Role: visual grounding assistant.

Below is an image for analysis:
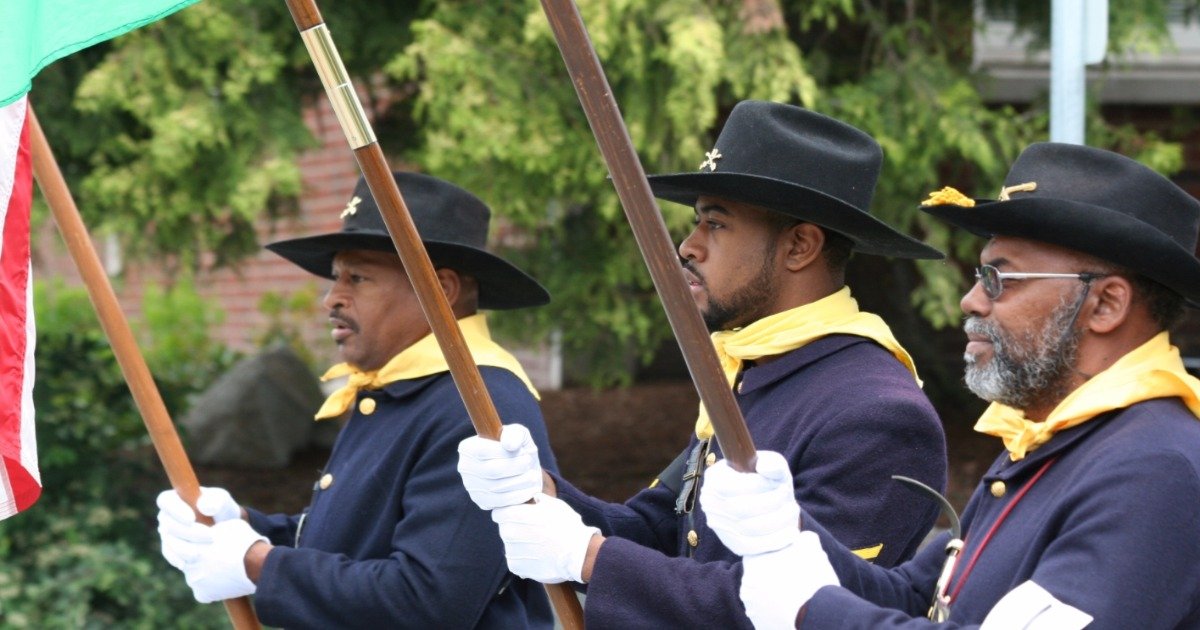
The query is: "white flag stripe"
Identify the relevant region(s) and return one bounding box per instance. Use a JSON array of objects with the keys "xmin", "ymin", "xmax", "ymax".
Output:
[
  {"xmin": 20, "ymin": 266, "xmax": 37, "ymax": 486},
  {"xmin": 0, "ymin": 96, "xmax": 24, "ymax": 260}
]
